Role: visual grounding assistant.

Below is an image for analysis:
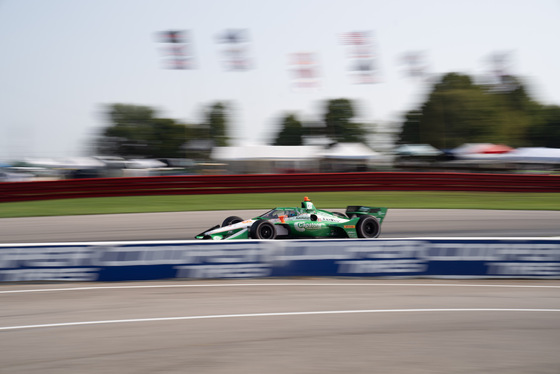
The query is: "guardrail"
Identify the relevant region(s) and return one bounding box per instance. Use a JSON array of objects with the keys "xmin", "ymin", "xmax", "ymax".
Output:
[
  {"xmin": 1, "ymin": 172, "xmax": 559, "ymax": 203},
  {"xmin": 1, "ymin": 238, "xmax": 559, "ymax": 282}
]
